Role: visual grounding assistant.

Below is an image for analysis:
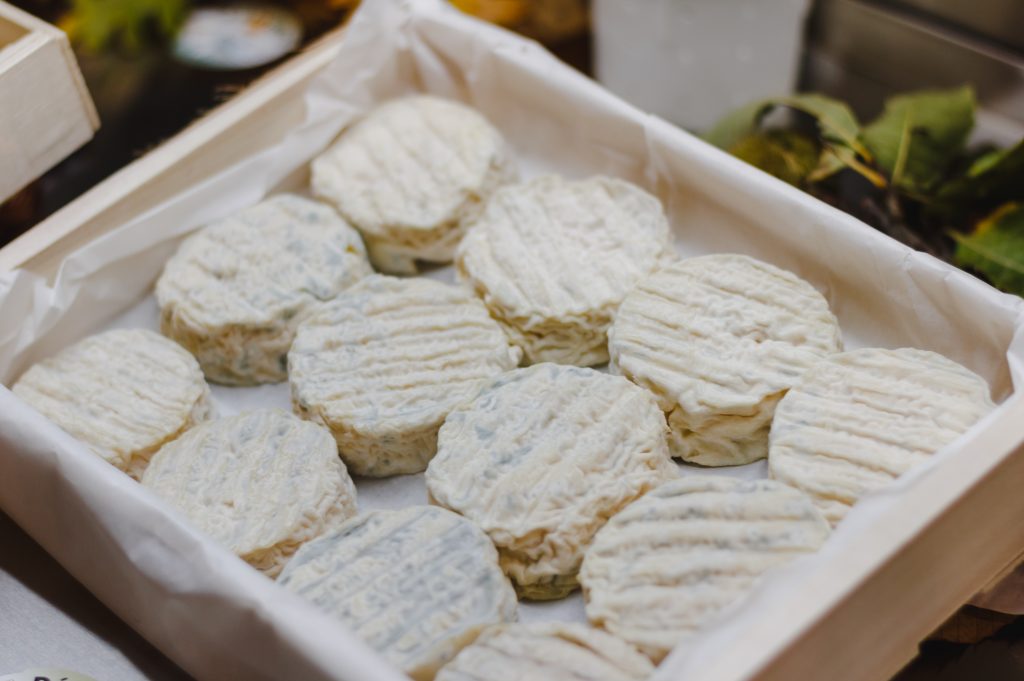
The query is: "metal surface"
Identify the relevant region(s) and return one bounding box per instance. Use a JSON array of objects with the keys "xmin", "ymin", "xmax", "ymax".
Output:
[
  {"xmin": 882, "ymin": 0, "xmax": 1024, "ymax": 53},
  {"xmin": 804, "ymin": 0, "xmax": 1024, "ymax": 145},
  {"xmin": 0, "ymin": 510, "xmax": 191, "ymax": 681}
]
